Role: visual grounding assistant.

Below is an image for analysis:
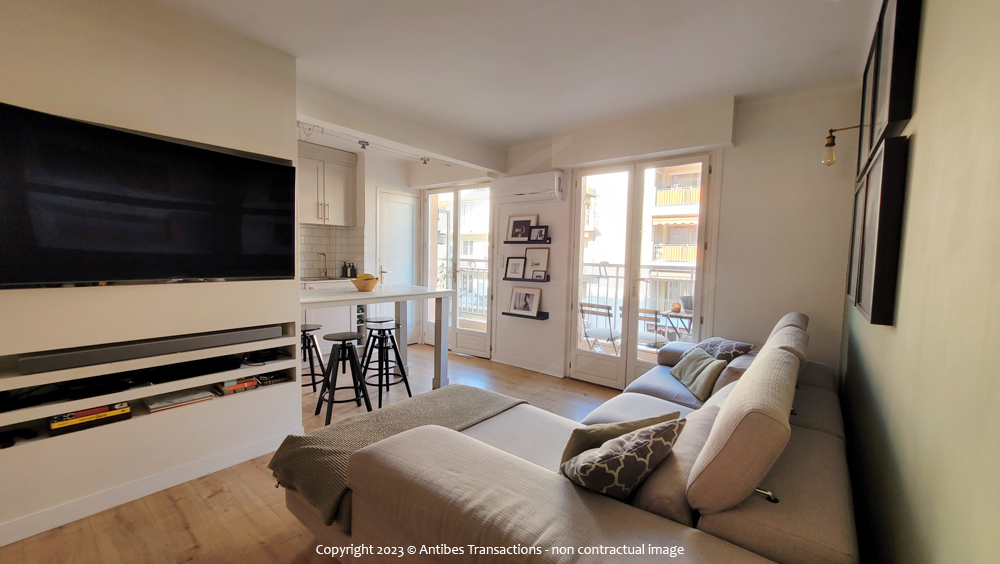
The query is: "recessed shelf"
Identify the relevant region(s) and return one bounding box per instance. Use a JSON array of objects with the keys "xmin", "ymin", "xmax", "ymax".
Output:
[
  {"xmin": 501, "ymin": 311, "xmax": 550, "ymax": 320},
  {"xmin": 0, "ymin": 336, "xmax": 298, "ymax": 392},
  {"xmin": 503, "ymin": 275, "xmax": 550, "ymax": 282},
  {"xmin": 0, "ymin": 378, "xmax": 297, "ymax": 450},
  {"xmin": 502, "ymin": 238, "xmax": 551, "ymax": 245},
  {"xmin": 0, "ymin": 358, "xmax": 297, "ymax": 428}
]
